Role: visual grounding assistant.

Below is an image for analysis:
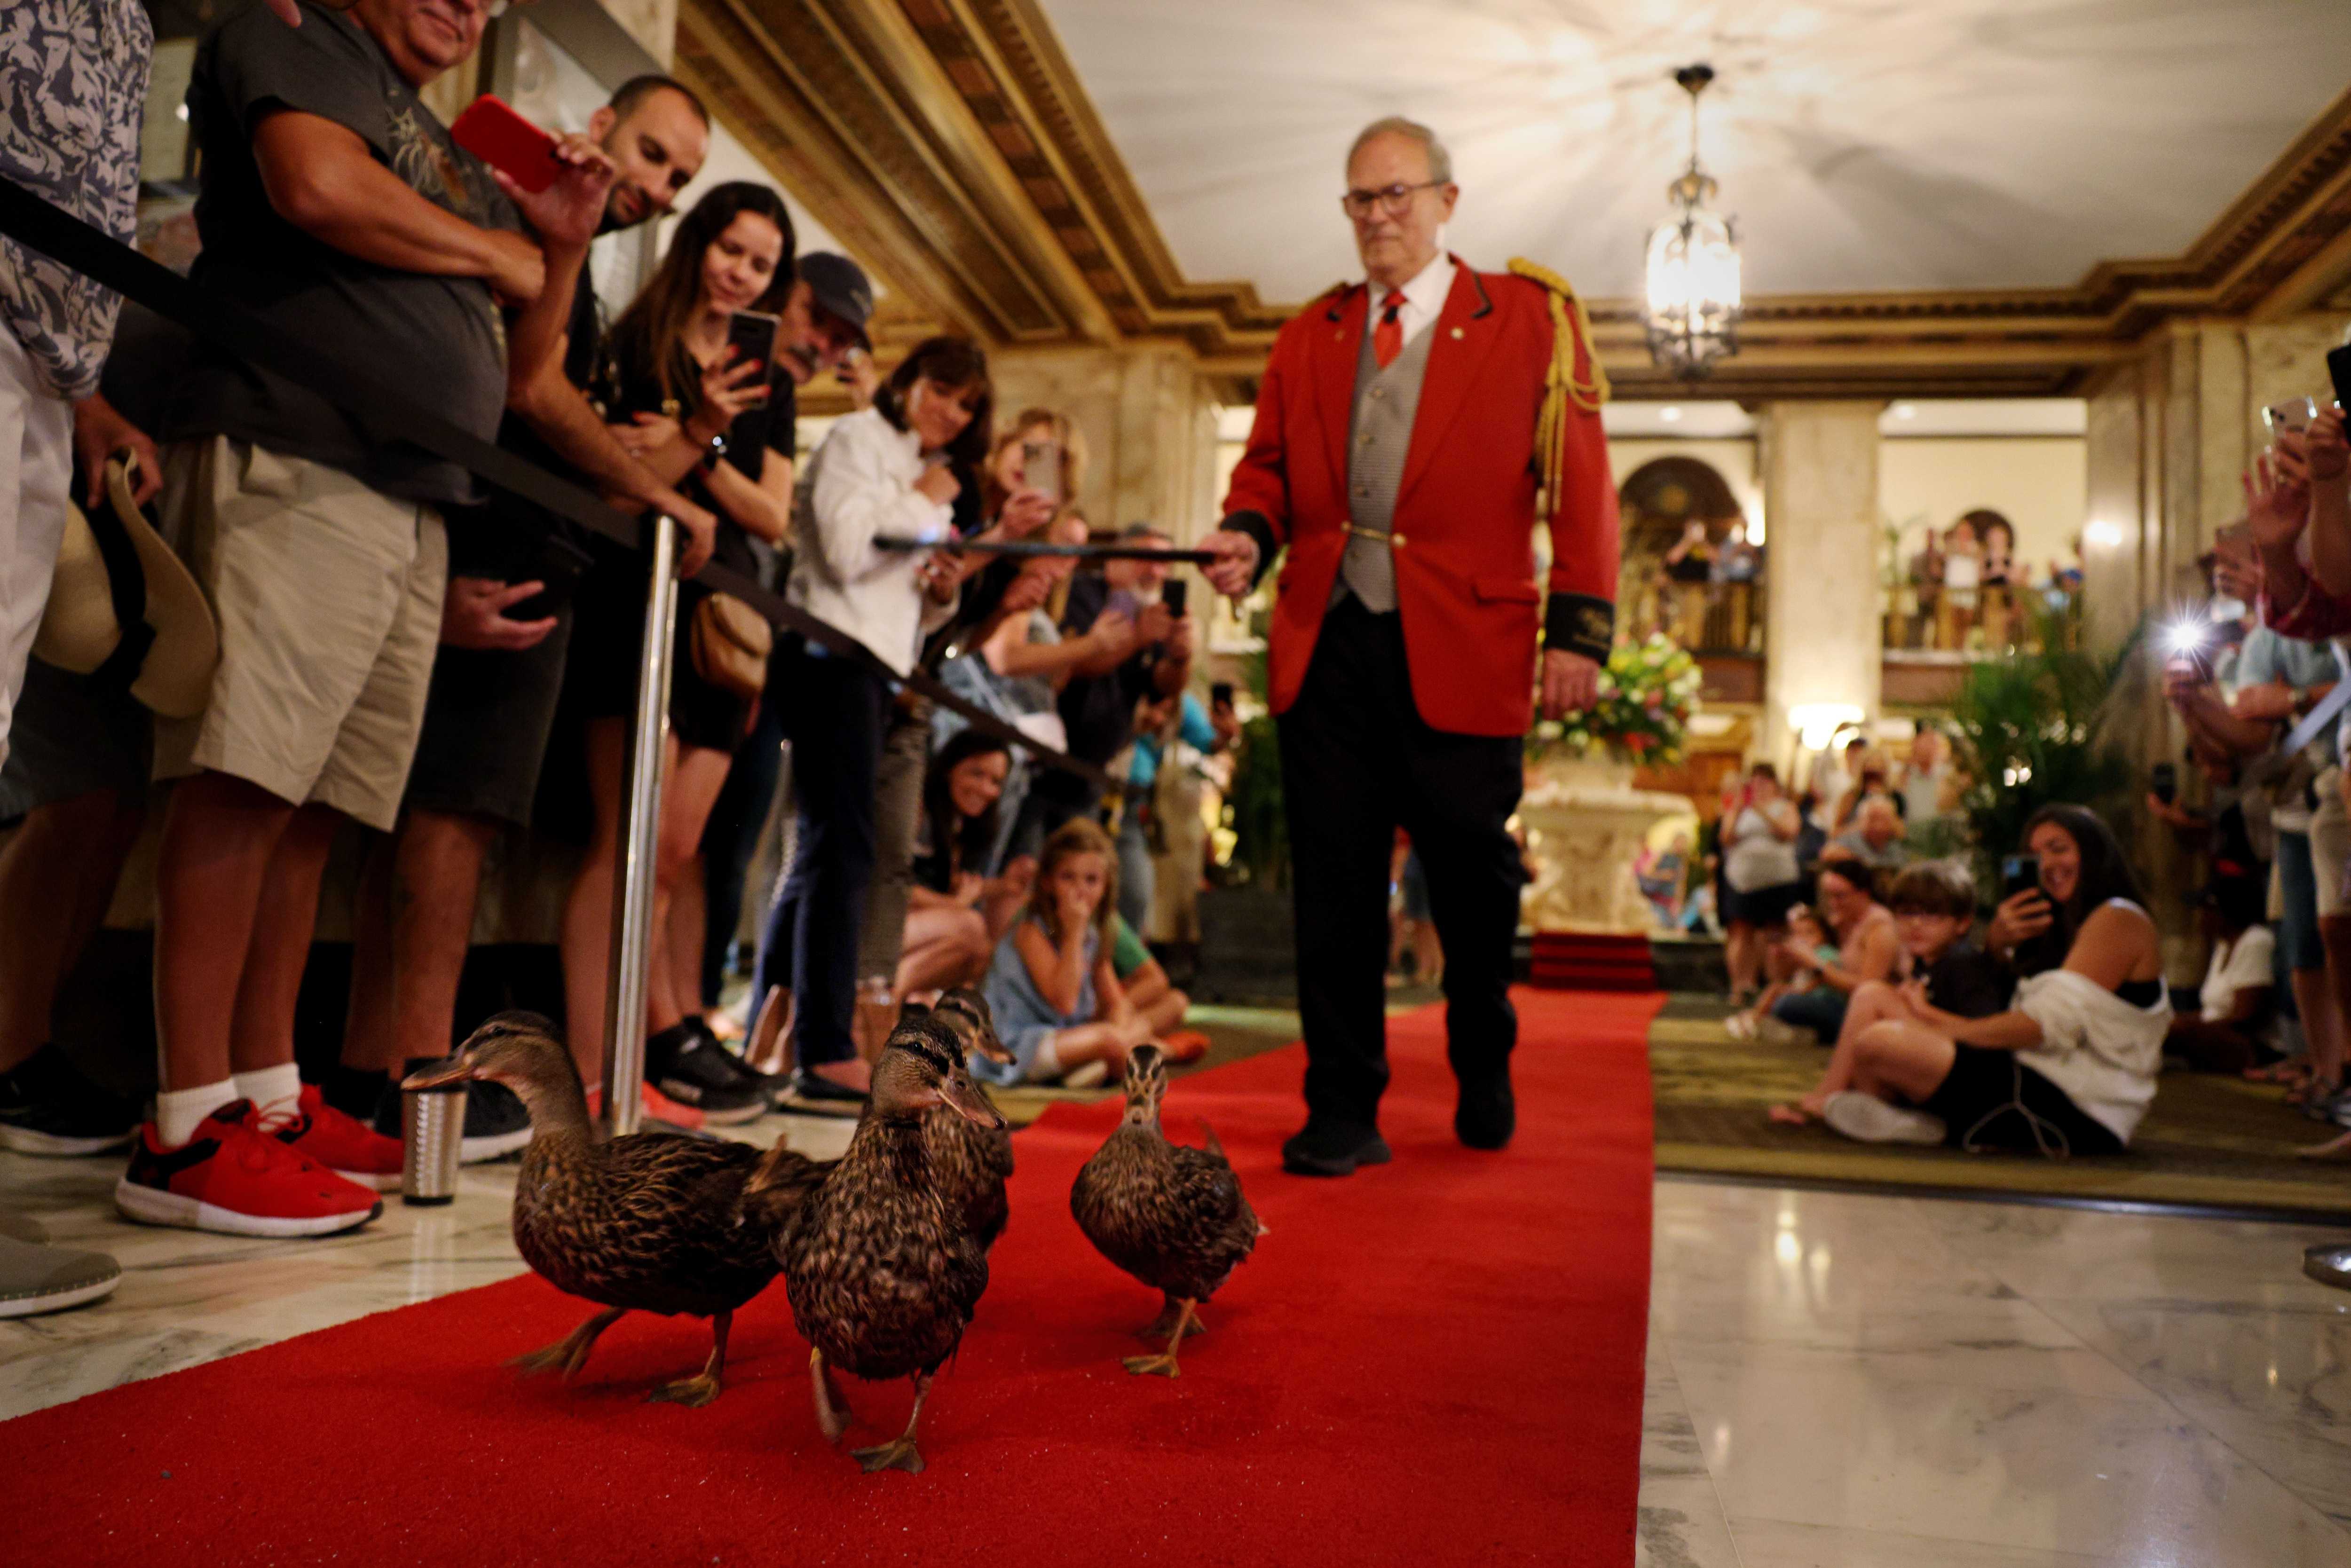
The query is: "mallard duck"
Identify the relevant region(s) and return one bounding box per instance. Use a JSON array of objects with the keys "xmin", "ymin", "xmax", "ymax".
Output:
[
  {"xmin": 404, "ymin": 1013, "xmax": 827, "ymax": 1407},
  {"xmin": 1069, "ymin": 1044, "xmax": 1263, "ymax": 1378},
  {"xmin": 910, "ymin": 988, "xmax": 1015, "ymax": 1251},
  {"xmin": 778, "ymin": 1013, "xmax": 1003, "ymax": 1474}
]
